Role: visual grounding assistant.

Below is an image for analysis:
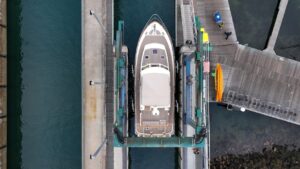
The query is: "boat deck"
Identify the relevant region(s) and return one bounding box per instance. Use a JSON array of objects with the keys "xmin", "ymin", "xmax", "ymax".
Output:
[{"xmin": 135, "ymin": 35, "xmax": 175, "ymax": 137}]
